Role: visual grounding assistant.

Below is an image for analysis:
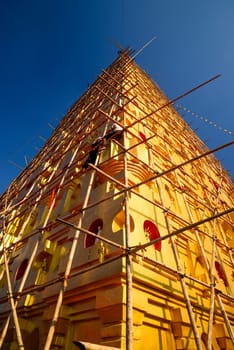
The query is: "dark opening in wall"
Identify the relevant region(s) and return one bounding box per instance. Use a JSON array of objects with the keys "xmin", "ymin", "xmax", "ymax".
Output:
[{"xmin": 84, "ymin": 218, "xmax": 103, "ymax": 248}]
